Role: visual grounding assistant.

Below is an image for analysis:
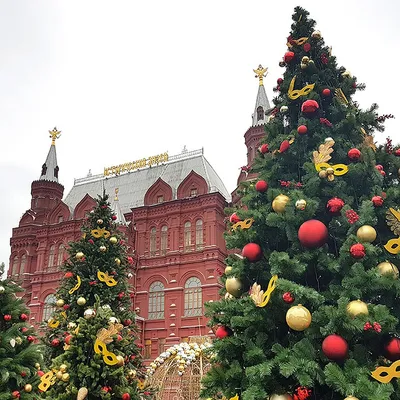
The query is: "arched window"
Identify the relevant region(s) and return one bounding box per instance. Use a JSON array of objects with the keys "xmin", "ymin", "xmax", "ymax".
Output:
[
  {"xmin": 148, "ymin": 281, "xmax": 164, "ymax": 320},
  {"xmin": 184, "ymin": 277, "xmax": 202, "ymax": 317},
  {"xmin": 195, "ymin": 219, "xmax": 203, "ymax": 250},
  {"xmin": 42, "ymin": 294, "xmax": 56, "ymax": 322},
  {"xmin": 12, "ymin": 256, "xmax": 18, "ymax": 276},
  {"xmin": 160, "ymin": 225, "xmax": 168, "ymax": 255},
  {"xmin": 20, "ymin": 255, "xmax": 26, "ymax": 275},
  {"xmin": 184, "ymin": 221, "xmax": 191, "ymax": 252},
  {"xmin": 150, "ymin": 227, "xmax": 157, "ymax": 257},
  {"xmin": 257, "ymin": 106, "xmax": 264, "ymax": 121},
  {"xmin": 48, "ymin": 245, "xmax": 55, "ymax": 268},
  {"xmin": 57, "ymin": 244, "xmax": 64, "ymax": 266}
]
